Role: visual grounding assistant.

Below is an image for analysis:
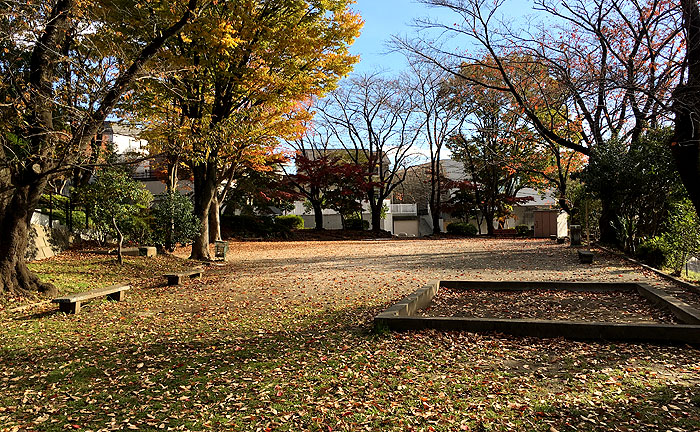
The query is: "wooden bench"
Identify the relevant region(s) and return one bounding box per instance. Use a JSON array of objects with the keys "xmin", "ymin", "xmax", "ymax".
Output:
[
  {"xmin": 163, "ymin": 269, "xmax": 203, "ymax": 286},
  {"xmin": 578, "ymin": 250, "xmax": 594, "ymax": 264},
  {"xmin": 493, "ymin": 229, "xmax": 517, "ymax": 237},
  {"xmin": 52, "ymin": 284, "xmax": 130, "ymax": 314}
]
